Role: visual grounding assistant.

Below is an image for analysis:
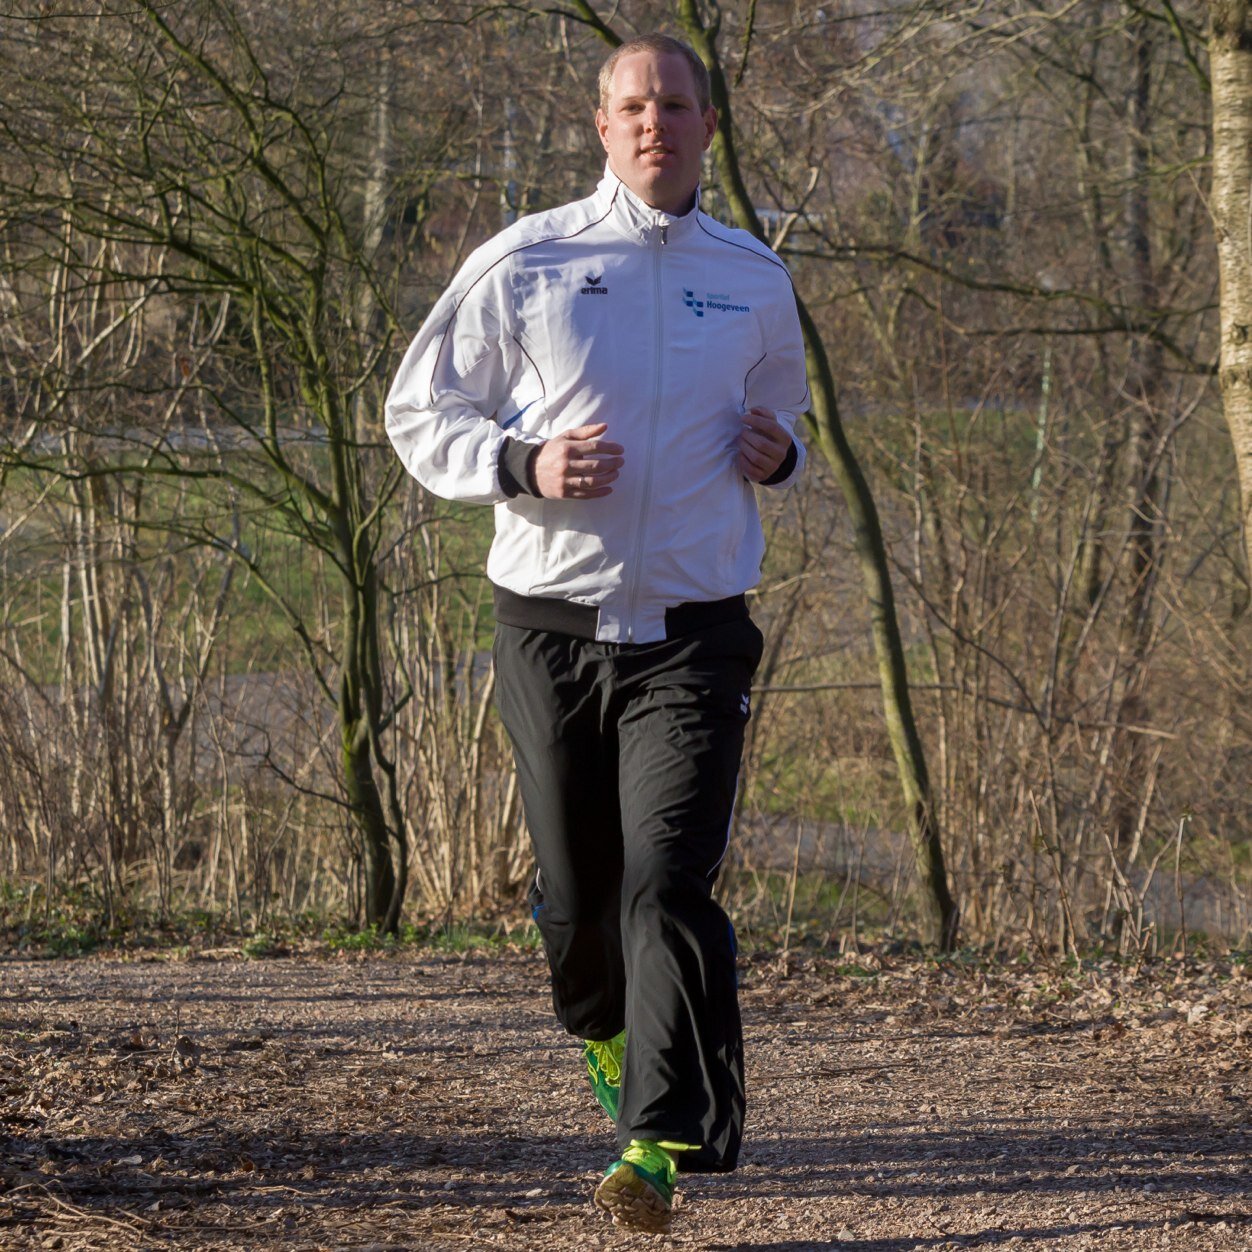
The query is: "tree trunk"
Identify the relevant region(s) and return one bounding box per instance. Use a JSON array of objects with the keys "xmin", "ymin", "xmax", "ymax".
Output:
[
  {"xmin": 1112, "ymin": 15, "xmax": 1167, "ymax": 845},
  {"xmin": 341, "ymin": 45, "xmax": 409, "ymax": 933},
  {"xmin": 338, "ymin": 539, "xmax": 404, "ymax": 932},
  {"xmin": 329, "ymin": 416, "xmax": 406, "ymax": 931},
  {"xmin": 674, "ymin": 0, "xmax": 959, "ymax": 948},
  {"xmin": 1211, "ymin": 2, "xmax": 1252, "ymax": 588}
]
